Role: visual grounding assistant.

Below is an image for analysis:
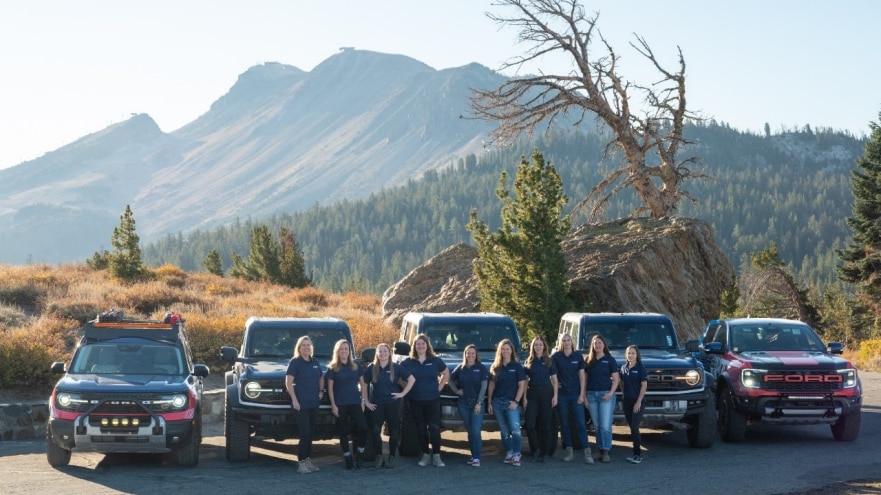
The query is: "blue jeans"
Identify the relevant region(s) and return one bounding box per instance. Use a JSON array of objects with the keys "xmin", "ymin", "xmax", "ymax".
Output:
[
  {"xmin": 557, "ymin": 394, "xmax": 587, "ymax": 449},
  {"xmin": 587, "ymin": 390, "xmax": 615, "ymax": 451},
  {"xmin": 458, "ymin": 401, "xmax": 484, "ymax": 460},
  {"xmin": 492, "ymin": 397, "xmax": 522, "ymax": 455}
]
